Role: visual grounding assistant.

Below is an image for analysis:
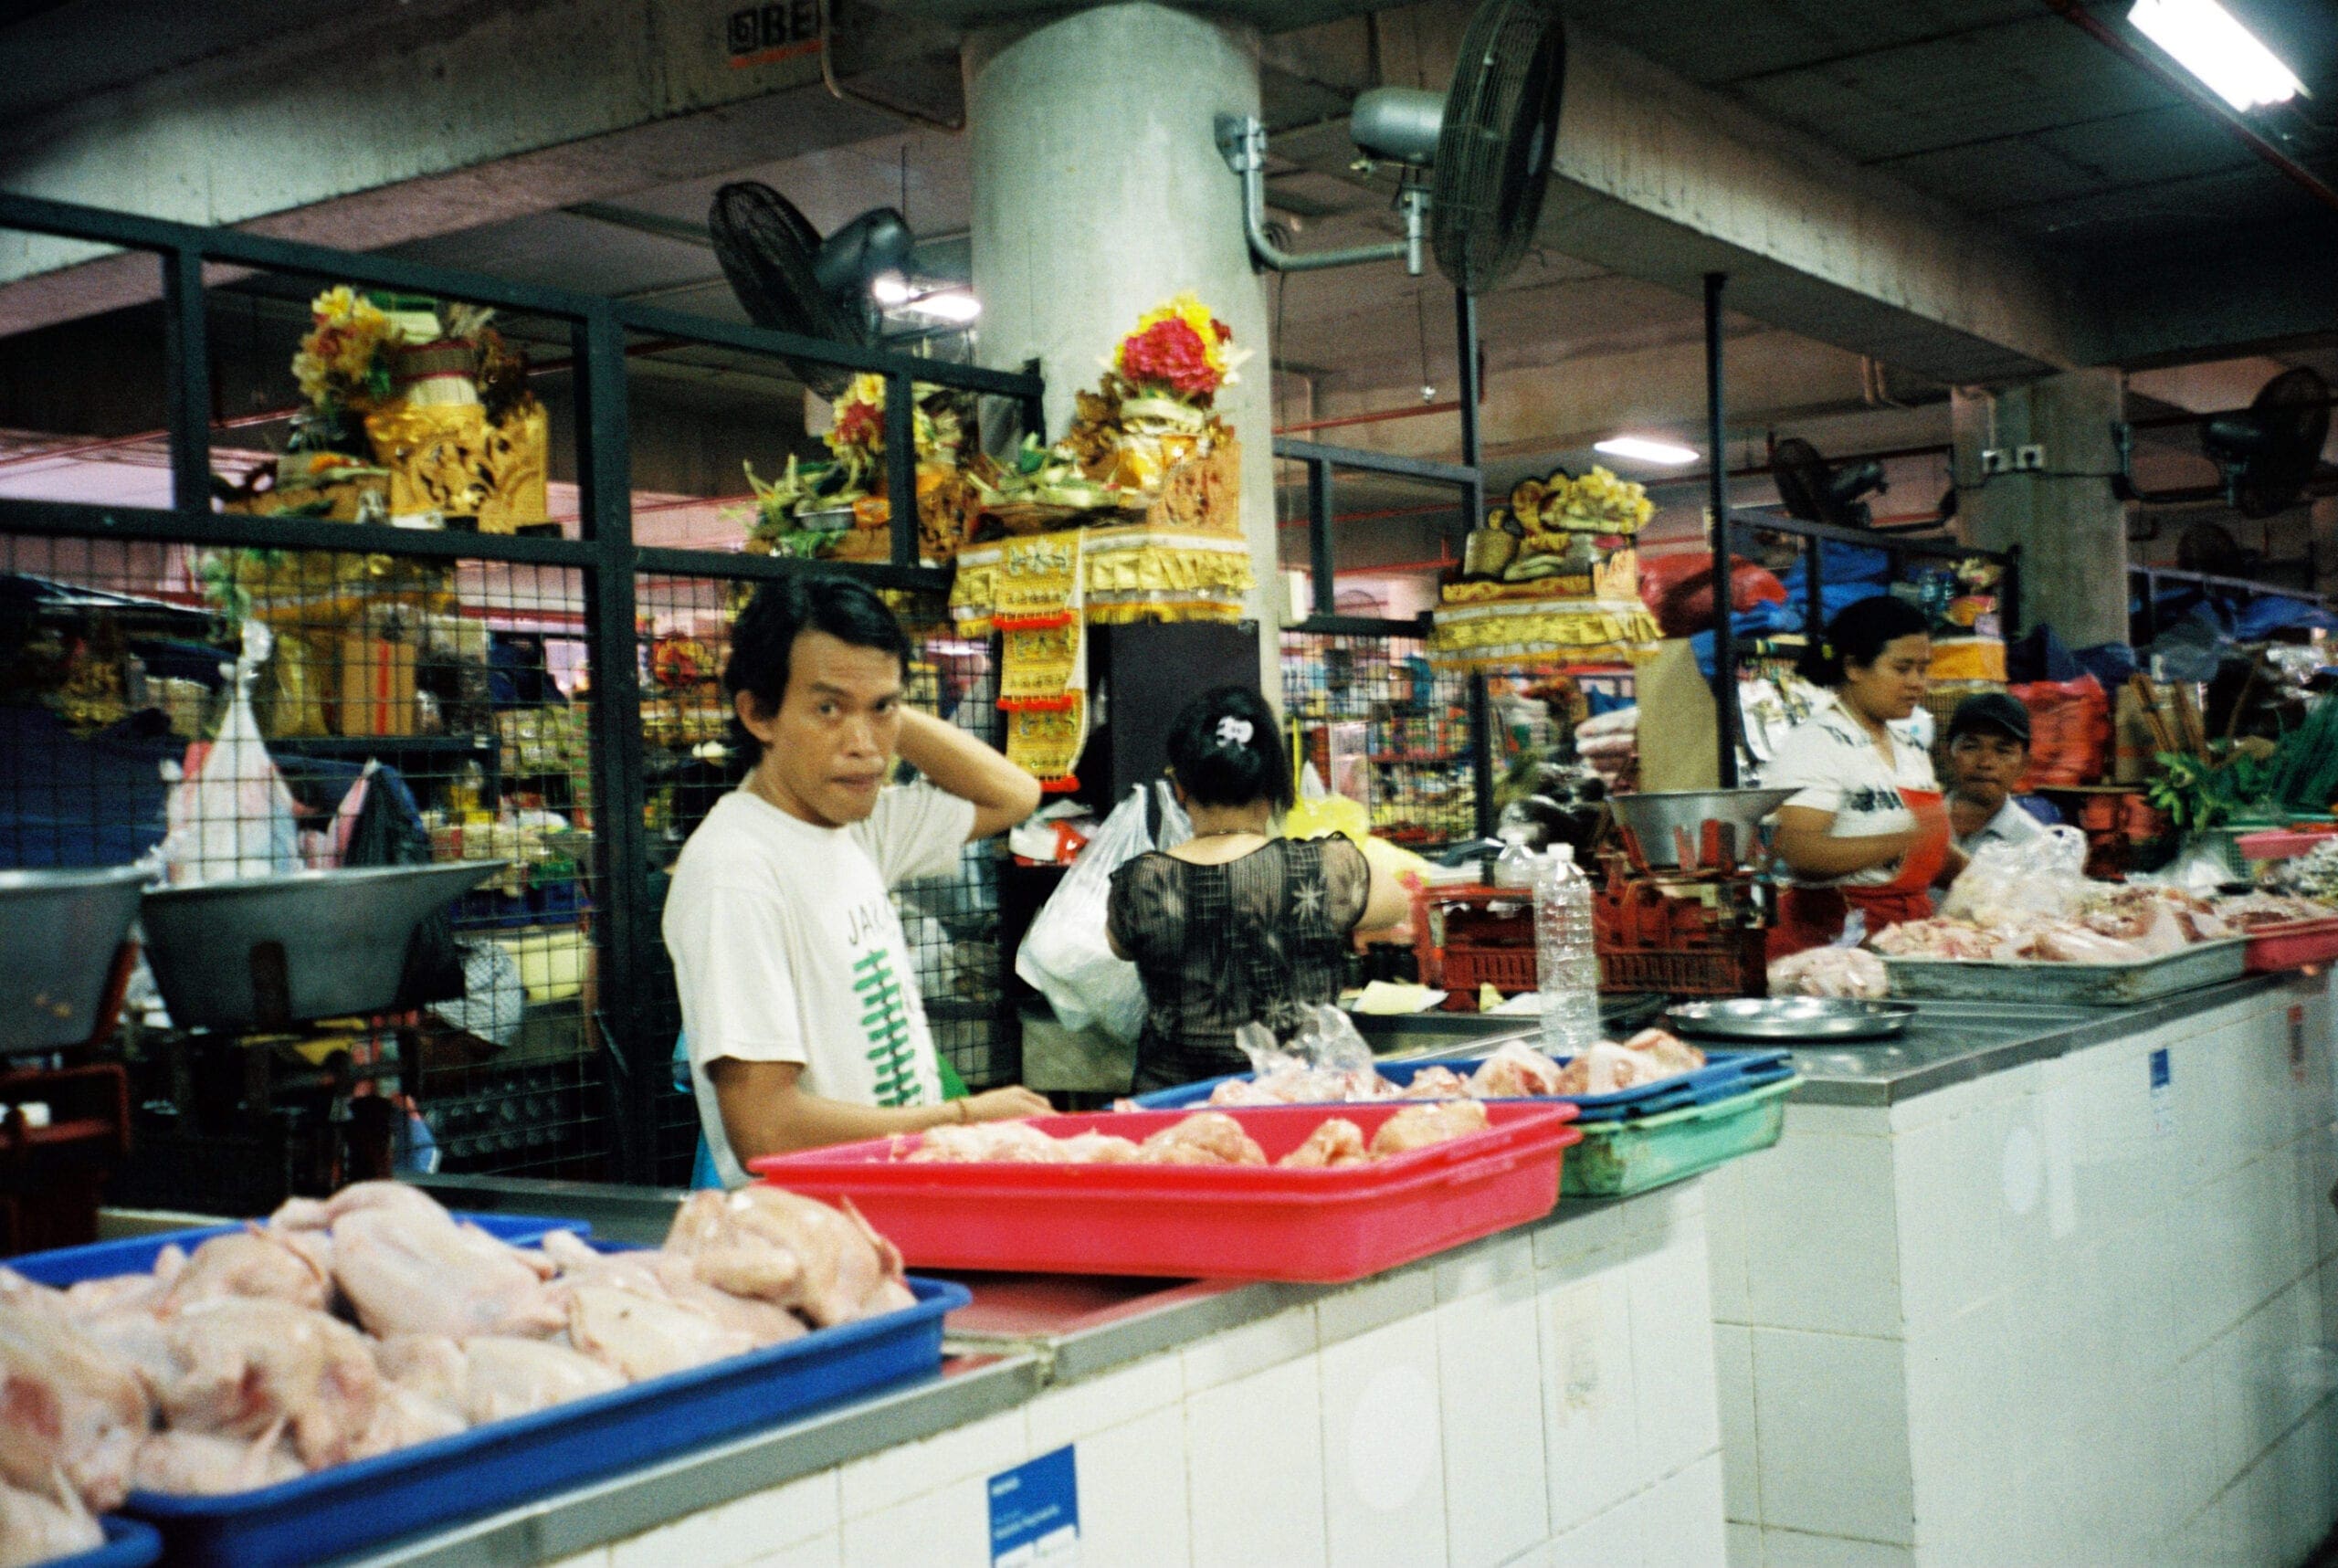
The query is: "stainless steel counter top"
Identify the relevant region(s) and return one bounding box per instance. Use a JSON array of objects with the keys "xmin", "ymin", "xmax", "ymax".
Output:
[{"xmin": 1779, "ymin": 974, "xmax": 2298, "ymax": 1106}]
